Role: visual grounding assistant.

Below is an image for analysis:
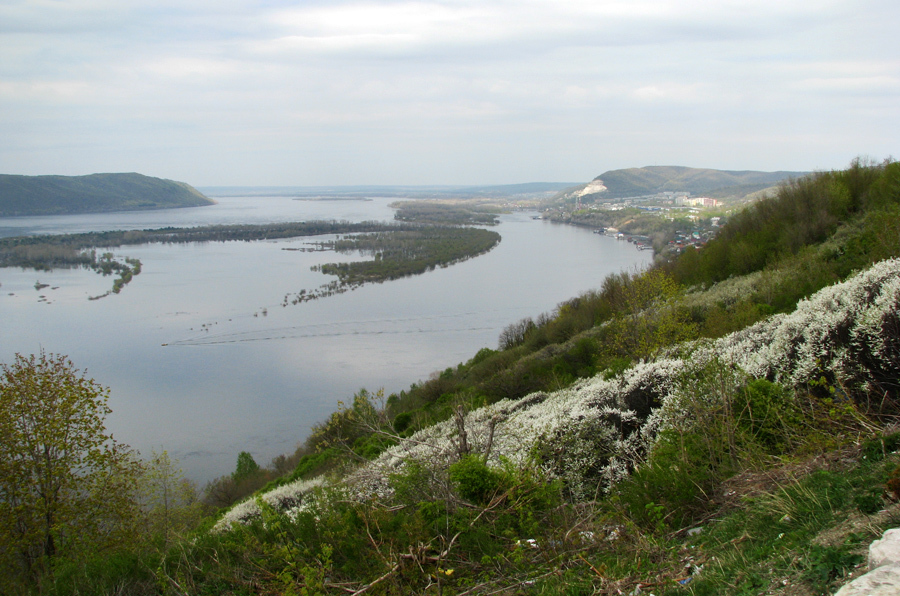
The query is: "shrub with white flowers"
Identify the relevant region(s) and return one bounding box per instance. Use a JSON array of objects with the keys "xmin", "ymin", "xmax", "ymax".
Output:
[
  {"xmin": 216, "ymin": 259, "xmax": 900, "ymax": 526},
  {"xmin": 213, "ymin": 476, "xmax": 325, "ymax": 531}
]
